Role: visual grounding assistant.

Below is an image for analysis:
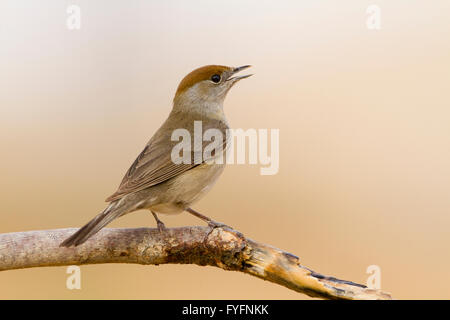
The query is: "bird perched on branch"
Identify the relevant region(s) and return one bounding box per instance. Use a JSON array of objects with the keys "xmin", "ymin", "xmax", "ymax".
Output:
[{"xmin": 61, "ymin": 65, "xmax": 252, "ymax": 247}]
